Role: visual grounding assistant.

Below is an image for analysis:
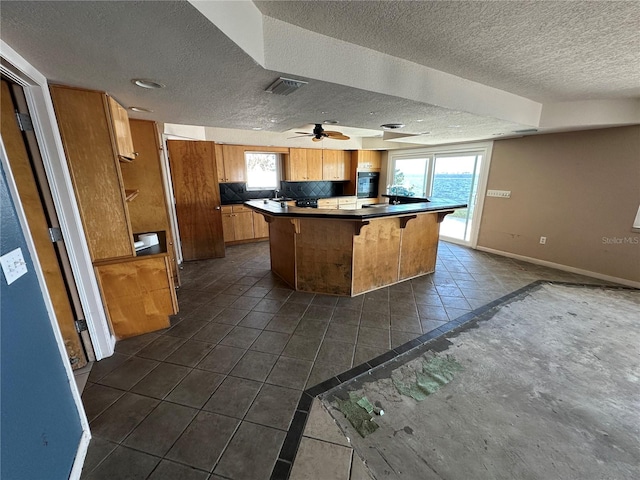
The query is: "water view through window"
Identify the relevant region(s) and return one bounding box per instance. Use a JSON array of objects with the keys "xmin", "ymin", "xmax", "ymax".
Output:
[{"xmin": 390, "ymin": 151, "xmax": 483, "ymax": 243}]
